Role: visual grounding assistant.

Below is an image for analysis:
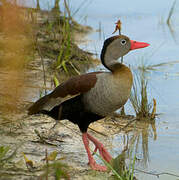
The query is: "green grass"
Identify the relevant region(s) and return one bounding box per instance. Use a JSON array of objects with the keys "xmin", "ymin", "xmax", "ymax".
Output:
[
  {"xmin": 129, "ymin": 51, "xmax": 179, "ymax": 120},
  {"xmin": 39, "ymin": 149, "xmax": 70, "ymax": 180},
  {"xmin": 35, "ymin": 3, "xmax": 88, "ymax": 76},
  {"xmin": 0, "ymin": 146, "xmax": 17, "ymax": 167},
  {"xmin": 40, "ymin": 160, "xmax": 70, "ymax": 180},
  {"xmin": 0, "ymin": 146, "xmax": 10, "ymax": 164},
  {"xmin": 56, "ymin": 15, "xmax": 72, "ymax": 74},
  {"xmin": 130, "ymin": 71, "xmax": 155, "ymax": 120},
  {"xmin": 130, "ymin": 53, "xmax": 179, "ymax": 120},
  {"xmin": 95, "ymin": 152, "xmax": 136, "ymax": 180}
]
